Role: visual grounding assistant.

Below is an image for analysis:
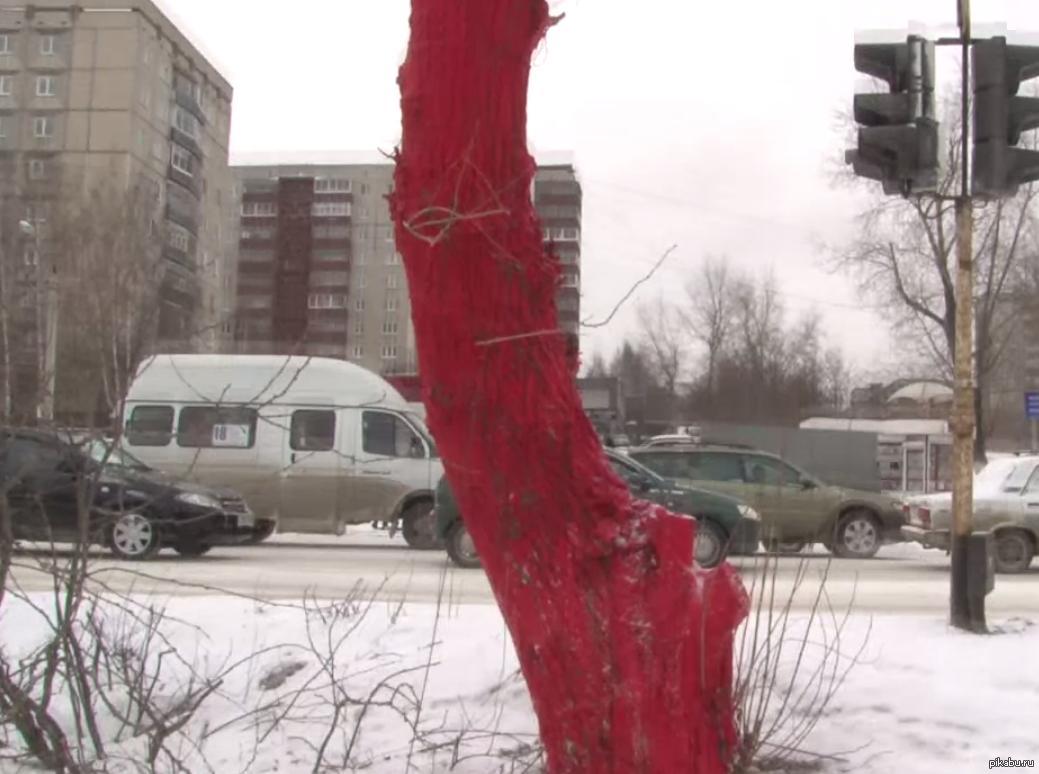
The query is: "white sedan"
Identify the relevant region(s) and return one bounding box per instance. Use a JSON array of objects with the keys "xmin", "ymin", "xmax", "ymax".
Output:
[{"xmin": 902, "ymin": 455, "xmax": 1039, "ymax": 573}]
